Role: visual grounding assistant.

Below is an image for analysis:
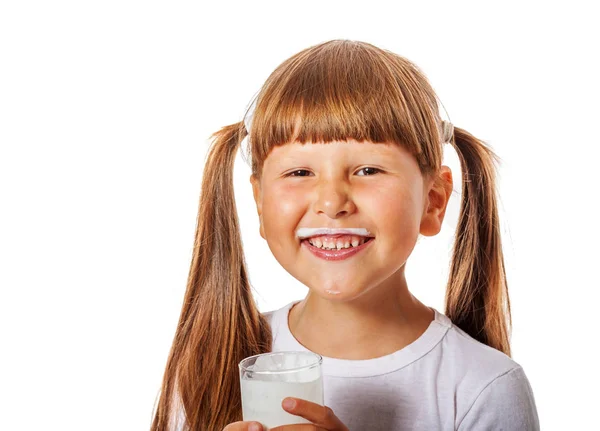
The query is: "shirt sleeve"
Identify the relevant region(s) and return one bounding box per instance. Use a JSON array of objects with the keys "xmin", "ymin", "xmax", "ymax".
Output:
[{"xmin": 457, "ymin": 366, "xmax": 540, "ymax": 431}]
